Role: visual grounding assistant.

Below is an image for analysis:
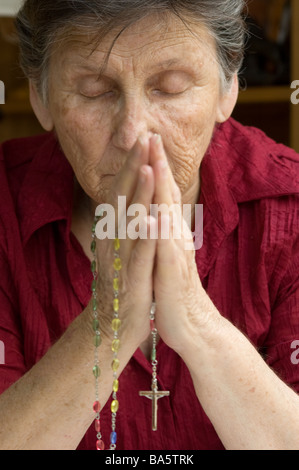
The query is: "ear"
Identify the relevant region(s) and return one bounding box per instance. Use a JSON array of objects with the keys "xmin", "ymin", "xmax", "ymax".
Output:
[
  {"xmin": 216, "ymin": 74, "xmax": 239, "ymax": 123},
  {"xmin": 29, "ymin": 80, "xmax": 54, "ymax": 131}
]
